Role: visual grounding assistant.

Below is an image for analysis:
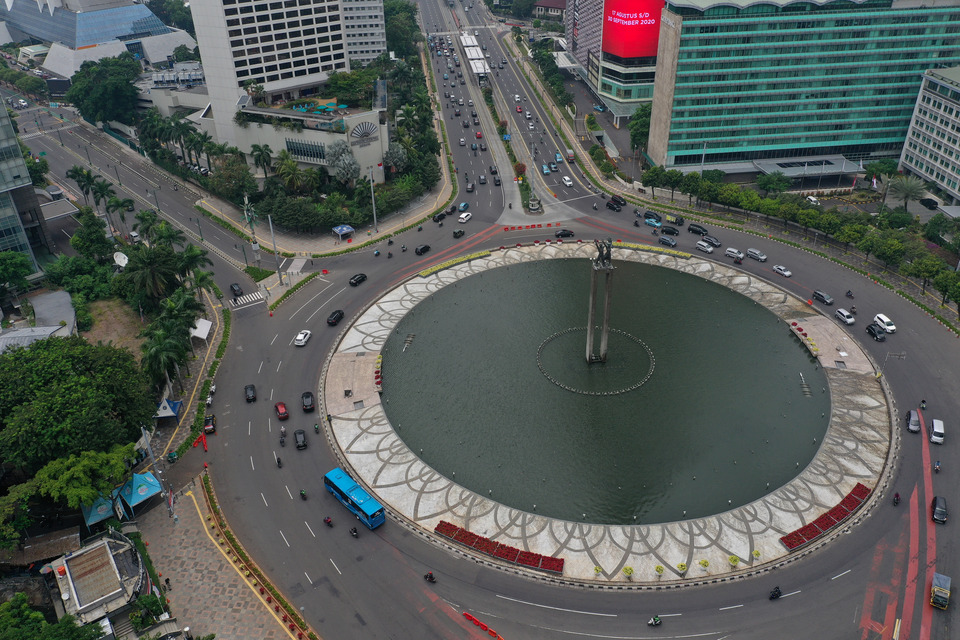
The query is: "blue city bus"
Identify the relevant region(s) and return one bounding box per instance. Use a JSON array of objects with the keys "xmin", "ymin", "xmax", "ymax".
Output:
[{"xmin": 323, "ymin": 467, "xmax": 386, "ymax": 530}]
